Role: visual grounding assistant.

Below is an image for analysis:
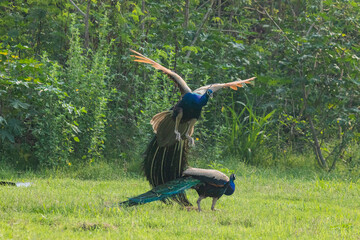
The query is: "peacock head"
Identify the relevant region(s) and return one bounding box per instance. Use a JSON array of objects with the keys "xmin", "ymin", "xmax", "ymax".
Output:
[
  {"xmin": 199, "ymin": 89, "xmax": 213, "ymax": 106},
  {"xmin": 225, "ymin": 174, "xmax": 236, "ymax": 196},
  {"xmin": 206, "ymin": 89, "xmax": 213, "ymax": 98}
]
